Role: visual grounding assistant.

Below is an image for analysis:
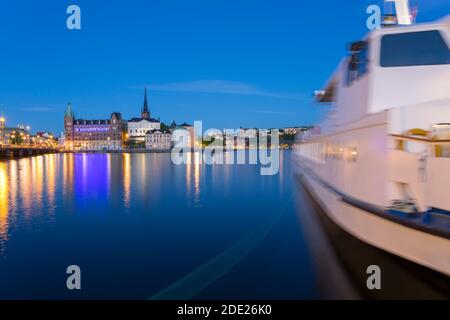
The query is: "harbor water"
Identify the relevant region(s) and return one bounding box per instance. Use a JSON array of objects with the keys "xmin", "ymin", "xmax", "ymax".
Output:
[{"xmin": 0, "ymin": 150, "xmax": 321, "ymax": 299}]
